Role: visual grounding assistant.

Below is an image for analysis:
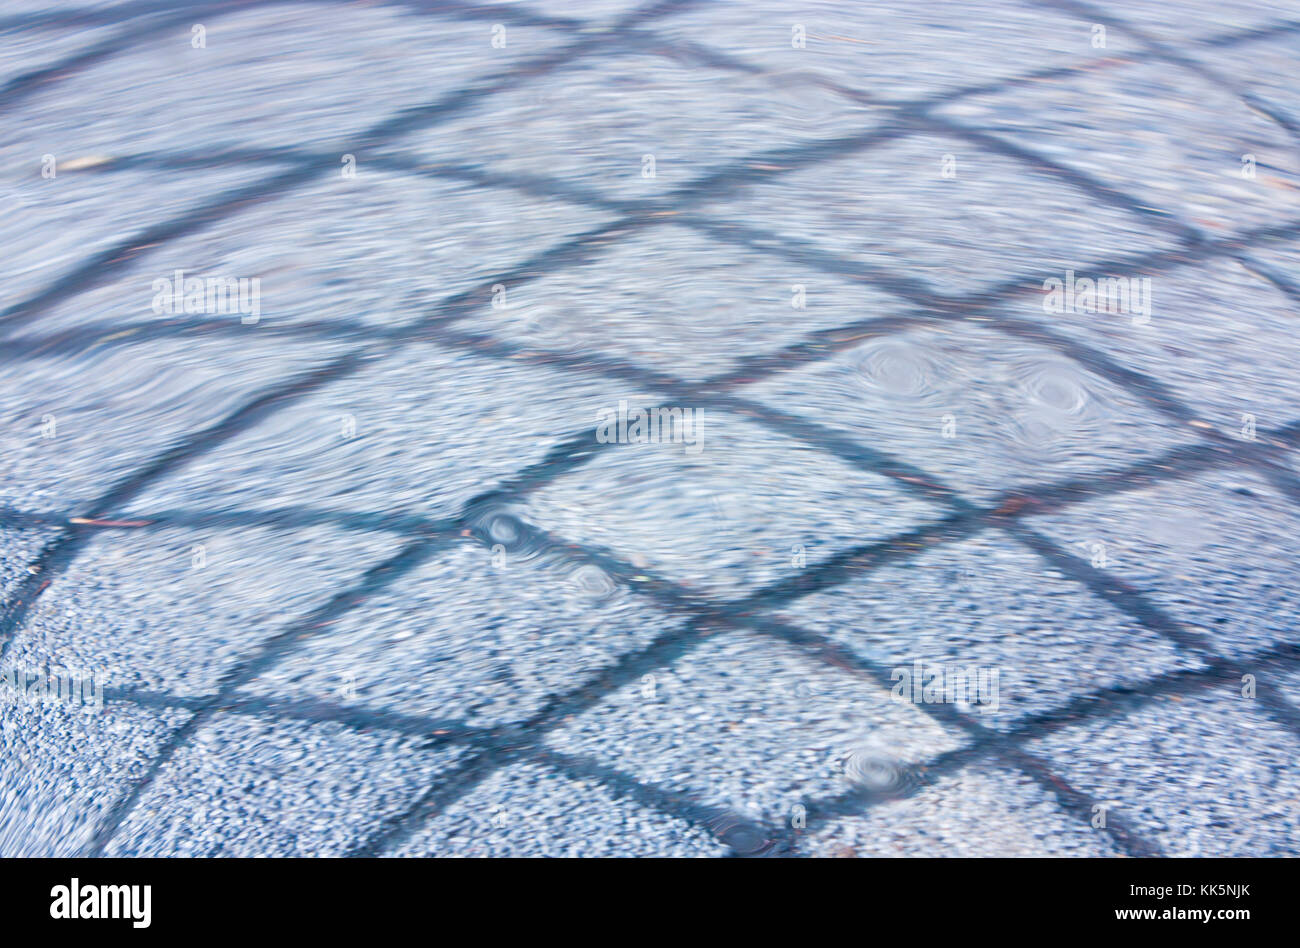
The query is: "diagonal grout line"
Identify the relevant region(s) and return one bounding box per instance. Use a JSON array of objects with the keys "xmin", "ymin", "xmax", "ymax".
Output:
[
  {"xmin": 649, "ymin": 150, "xmax": 1291, "ymax": 477},
  {"xmin": 679, "ymin": 209, "xmax": 1296, "ymax": 441},
  {"xmin": 97, "ymin": 684, "xmax": 779, "ymax": 858},
  {"xmin": 691, "ymin": 215, "xmax": 1225, "ymax": 403},
  {"xmin": 654, "ymin": 35, "xmax": 1200, "ymax": 258},
  {"xmin": 450, "ymin": 747, "xmax": 780, "ymax": 857},
  {"xmin": 1236, "ymin": 250, "xmax": 1300, "ymax": 308},
  {"xmin": 0, "ymin": 0, "xmax": 256, "ymax": 114},
  {"xmin": 12, "ymin": 366, "xmax": 1300, "ymax": 811},
  {"xmin": 8, "ymin": 186, "xmax": 1300, "ymax": 486},
  {"xmin": 415, "ymin": 295, "xmax": 1300, "ymax": 550},
  {"xmin": 634, "ymin": 6, "xmax": 1300, "ymax": 523},
  {"xmin": 11, "ymin": 161, "xmax": 1296, "ymax": 449},
  {"xmin": 2, "ymin": 157, "xmax": 331, "ymax": 332},
  {"xmin": 12, "ymin": 130, "xmax": 668, "ymax": 864},
  {"xmin": 347, "ymin": 425, "xmax": 1300, "ymax": 856},
  {"xmin": 59, "ymin": 415, "xmax": 1300, "ymax": 856},
  {"xmin": 406, "ymin": 323, "xmax": 981, "ymax": 513},
  {"xmin": 109, "ymin": 685, "xmax": 491, "ymax": 746},
  {"xmin": 997, "ymin": 519, "xmax": 1300, "ymax": 744},
  {"xmin": 17, "ymin": 0, "xmax": 1300, "ymax": 858},
  {"xmin": 6, "ymin": 0, "xmax": 944, "ymax": 705},
  {"xmin": 0, "ymin": 0, "xmax": 233, "ymax": 31},
  {"xmin": 948, "ymin": 216, "xmax": 1300, "ymax": 312},
  {"xmin": 4, "ymin": 411, "xmax": 1261, "ymax": 544},
  {"xmin": 7, "ymin": 200, "xmax": 1298, "ymax": 424},
  {"xmin": 739, "ymin": 612, "xmax": 1166, "ymax": 856},
  {"xmin": 109, "ymin": 635, "xmax": 1300, "ymax": 793},
  {"xmin": 97, "ymin": 522, "xmax": 494, "ymax": 803},
  {"xmin": 0, "ymin": 0, "xmax": 600, "ymax": 115},
  {"xmin": 130, "ymin": 408, "xmax": 1300, "ymax": 855},
  {"xmin": 1008, "ymin": 524, "xmax": 1228, "ymax": 653},
  {"xmin": 0, "ymin": 158, "xmax": 703, "ymax": 664},
  {"xmin": 1023, "ymin": 0, "xmax": 1300, "ymax": 146},
  {"xmin": 85, "ymin": 527, "xmax": 462, "ymax": 857},
  {"xmin": 697, "ymin": 215, "xmax": 1300, "ymax": 410},
  {"xmin": 0, "ymin": 0, "xmax": 701, "ymax": 337},
  {"xmin": 0, "ymin": 0, "xmax": 589, "ymax": 34},
  {"xmin": 57, "ymin": 0, "xmax": 731, "ymax": 858},
  {"xmin": 88, "ymin": 587, "xmax": 1300, "ymax": 856},
  {"xmin": 0, "ymin": 347, "xmax": 379, "ymax": 659},
  {"xmin": 907, "ymin": 112, "xmax": 1205, "ymax": 242},
  {"xmin": 502, "ymin": 426, "xmax": 1300, "ymax": 841},
  {"xmin": 521, "ymin": 746, "xmax": 788, "ymax": 856},
  {"xmin": 1193, "ymin": 17, "xmax": 1300, "ymax": 50},
  {"xmin": 17, "ymin": 206, "xmax": 1300, "ymax": 858},
  {"xmin": 799, "ymin": 638, "xmax": 1300, "ymax": 848},
  {"xmin": 658, "ymin": 8, "xmax": 1300, "ymax": 117},
  {"xmin": 344, "ymin": 617, "xmax": 801, "ymax": 857},
  {"xmin": 10, "ymin": 15, "xmax": 1299, "ymax": 375},
  {"xmin": 48, "ymin": 218, "xmax": 665, "ymax": 851},
  {"xmin": 14, "ymin": 0, "xmax": 1293, "ymax": 439},
  {"xmin": 1001, "ymin": 640, "xmax": 1300, "ymax": 747},
  {"xmin": 344, "ymin": 534, "xmax": 1152, "ymax": 855},
  {"xmin": 0, "ymin": 502, "xmax": 455, "ymax": 537},
  {"xmin": 0, "ymin": 20, "xmax": 1206, "ymax": 358}
]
